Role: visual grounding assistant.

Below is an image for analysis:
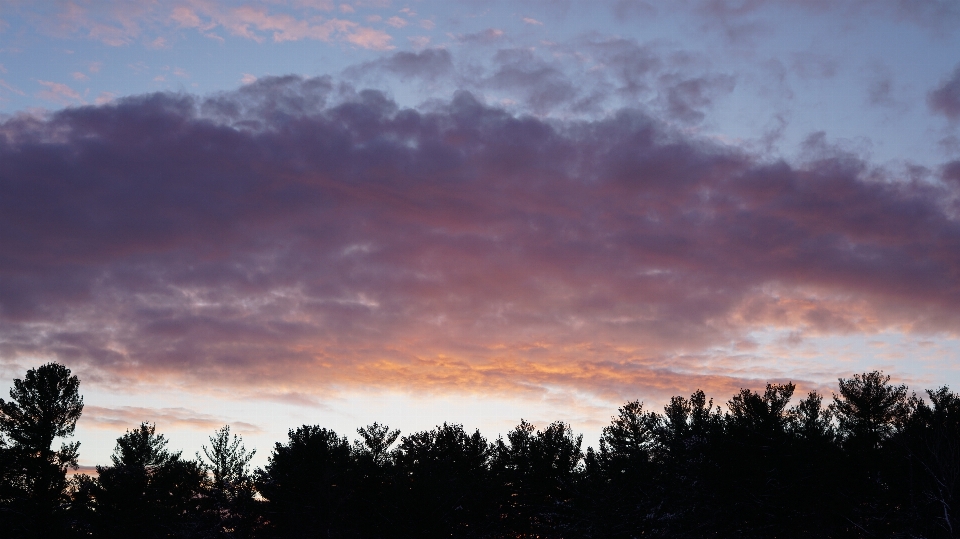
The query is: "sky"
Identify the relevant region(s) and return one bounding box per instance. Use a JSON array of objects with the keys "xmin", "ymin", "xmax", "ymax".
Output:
[{"xmin": 2, "ymin": 0, "xmax": 960, "ymax": 470}]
